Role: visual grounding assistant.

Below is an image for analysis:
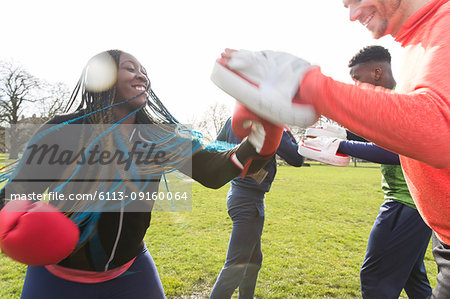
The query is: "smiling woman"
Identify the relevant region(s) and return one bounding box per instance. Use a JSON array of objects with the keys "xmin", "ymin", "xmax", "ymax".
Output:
[
  {"xmin": 113, "ymin": 53, "xmax": 151, "ymax": 119},
  {"xmin": 75, "ymin": 50, "xmax": 157, "ymax": 125},
  {"xmin": 0, "ymin": 49, "xmax": 278, "ymax": 299}
]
